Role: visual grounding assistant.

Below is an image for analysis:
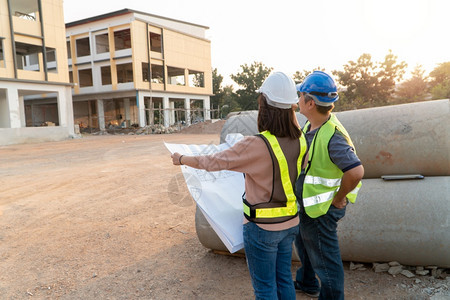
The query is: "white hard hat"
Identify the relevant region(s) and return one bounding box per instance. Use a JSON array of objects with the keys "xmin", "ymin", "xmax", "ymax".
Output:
[{"xmin": 256, "ymin": 72, "xmax": 298, "ymax": 109}]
